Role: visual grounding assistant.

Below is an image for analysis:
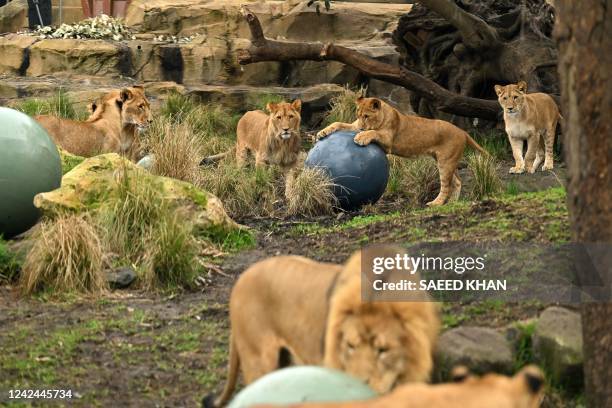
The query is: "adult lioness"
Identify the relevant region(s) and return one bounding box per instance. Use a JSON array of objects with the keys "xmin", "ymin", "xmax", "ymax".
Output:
[
  {"xmin": 494, "ymin": 81, "xmax": 560, "ymax": 174},
  {"xmin": 256, "ymin": 365, "xmax": 545, "ymax": 408},
  {"xmin": 316, "ymin": 97, "xmax": 487, "ymax": 206},
  {"xmin": 201, "ymin": 100, "xmax": 302, "ymax": 170},
  {"xmin": 35, "ymin": 86, "xmax": 151, "ymax": 159},
  {"xmin": 205, "ymin": 246, "xmax": 439, "ymax": 407}
]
